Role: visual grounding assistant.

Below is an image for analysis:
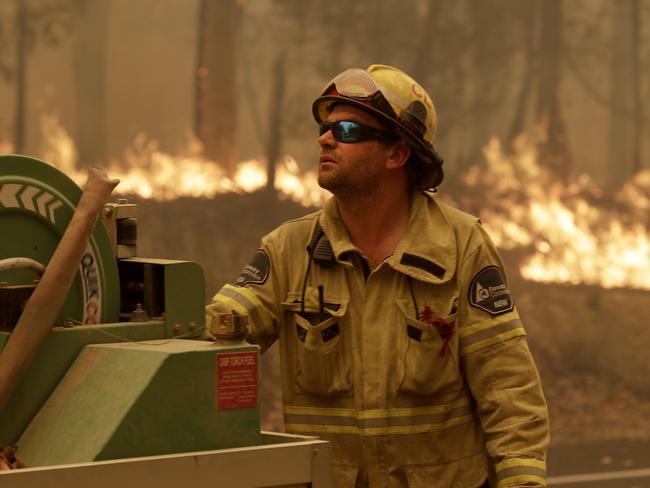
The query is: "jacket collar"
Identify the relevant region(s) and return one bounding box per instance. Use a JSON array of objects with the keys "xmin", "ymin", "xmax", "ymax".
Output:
[
  {"xmin": 316, "ymin": 198, "xmax": 358, "ymax": 268},
  {"xmin": 317, "ymin": 192, "xmax": 457, "ymax": 284}
]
